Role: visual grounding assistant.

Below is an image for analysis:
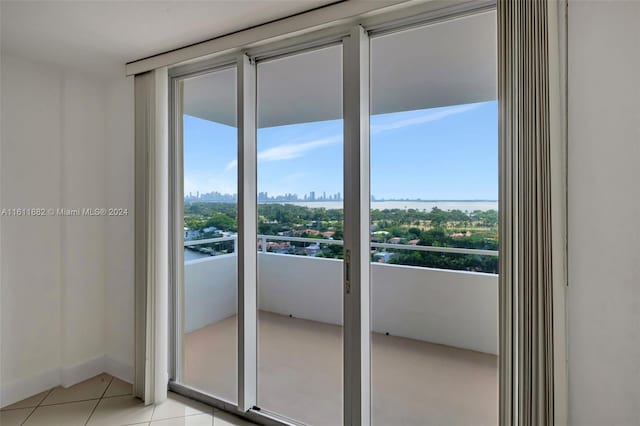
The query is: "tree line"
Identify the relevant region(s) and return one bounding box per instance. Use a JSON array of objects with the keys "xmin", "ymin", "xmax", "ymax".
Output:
[{"xmin": 184, "ymin": 202, "xmax": 498, "ymax": 273}]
